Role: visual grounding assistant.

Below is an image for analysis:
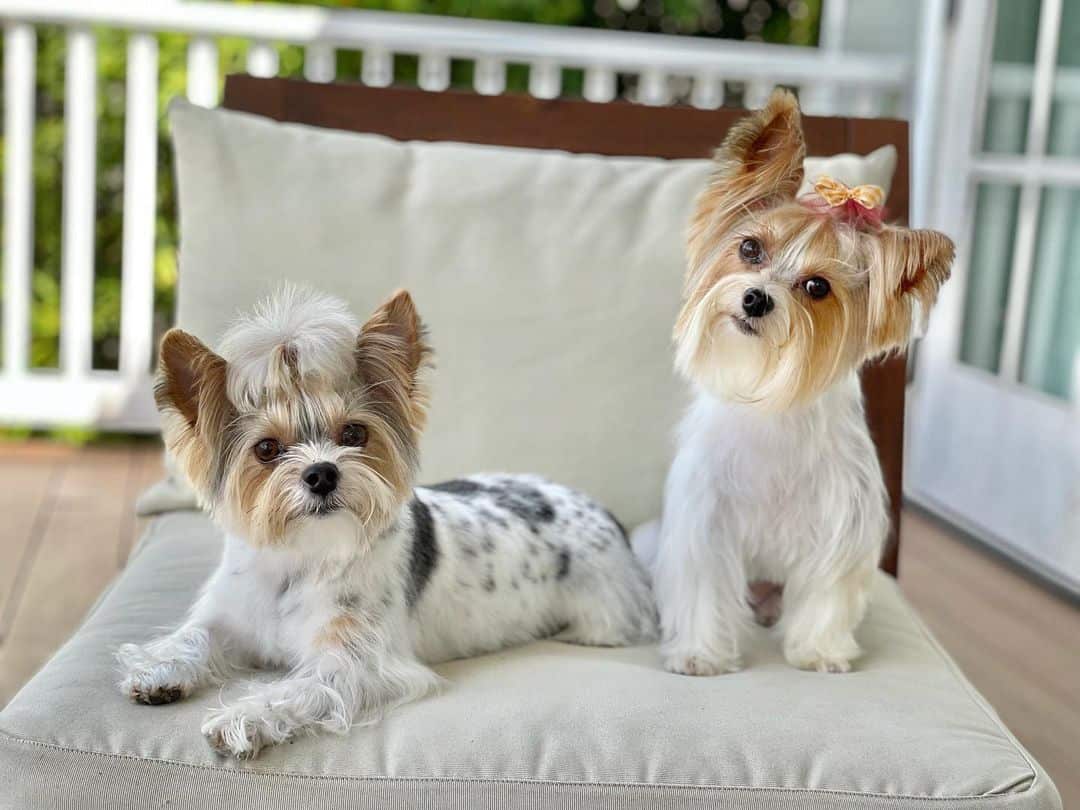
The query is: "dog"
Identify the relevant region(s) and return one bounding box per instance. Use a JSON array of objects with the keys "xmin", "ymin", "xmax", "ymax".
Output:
[
  {"xmin": 633, "ymin": 90, "xmax": 953, "ymax": 676},
  {"xmin": 118, "ymin": 286, "xmax": 656, "ymax": 758}
]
